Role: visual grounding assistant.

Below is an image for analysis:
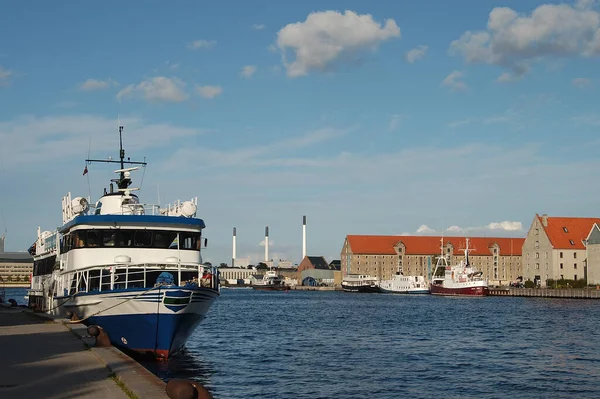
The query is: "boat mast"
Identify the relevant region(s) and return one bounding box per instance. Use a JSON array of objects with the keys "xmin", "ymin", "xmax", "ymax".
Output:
[{"xmin": 85, "ymin": 123, "xmax": 147, "ymax": 191}]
